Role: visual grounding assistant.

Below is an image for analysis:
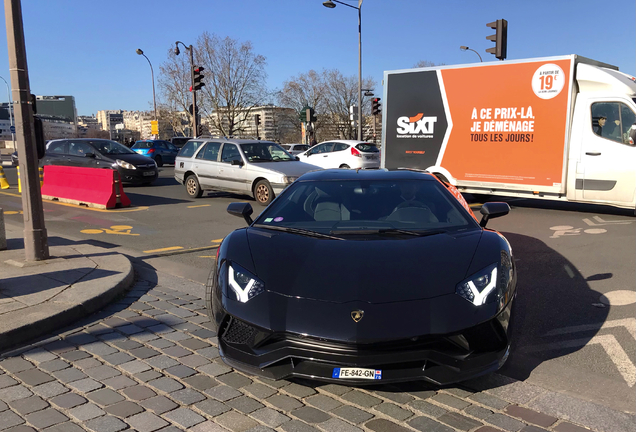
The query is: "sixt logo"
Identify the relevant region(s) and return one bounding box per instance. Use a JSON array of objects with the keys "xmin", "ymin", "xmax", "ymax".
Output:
[{"xmin": 397, "ymin": 113, "xmax": 437, "ymax": 135}]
